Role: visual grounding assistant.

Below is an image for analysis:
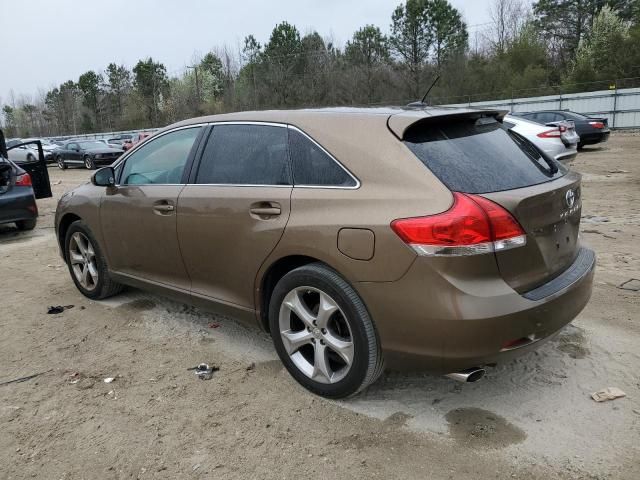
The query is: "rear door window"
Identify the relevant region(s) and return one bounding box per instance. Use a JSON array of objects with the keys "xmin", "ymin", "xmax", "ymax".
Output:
[
  {"xmin": 403, "ymin": 116, "xmax": 566, "ymax": 194},
  {"xmin": 288, "ymin": 129, "xmax": 356, "ymax": 187},
  {"xmin": 196, "ymin": 124, "xmax": 290, "ymax": 185}
]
